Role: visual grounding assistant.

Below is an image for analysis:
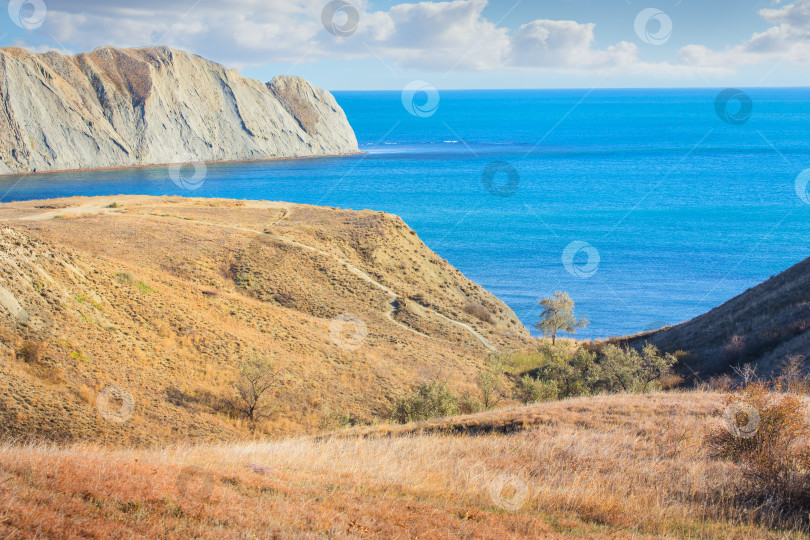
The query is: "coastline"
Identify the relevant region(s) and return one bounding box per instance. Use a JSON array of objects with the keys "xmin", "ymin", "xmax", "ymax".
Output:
[{"xmin": 0, "ymin": 151, "xmax": 368, "ymax": 178}]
